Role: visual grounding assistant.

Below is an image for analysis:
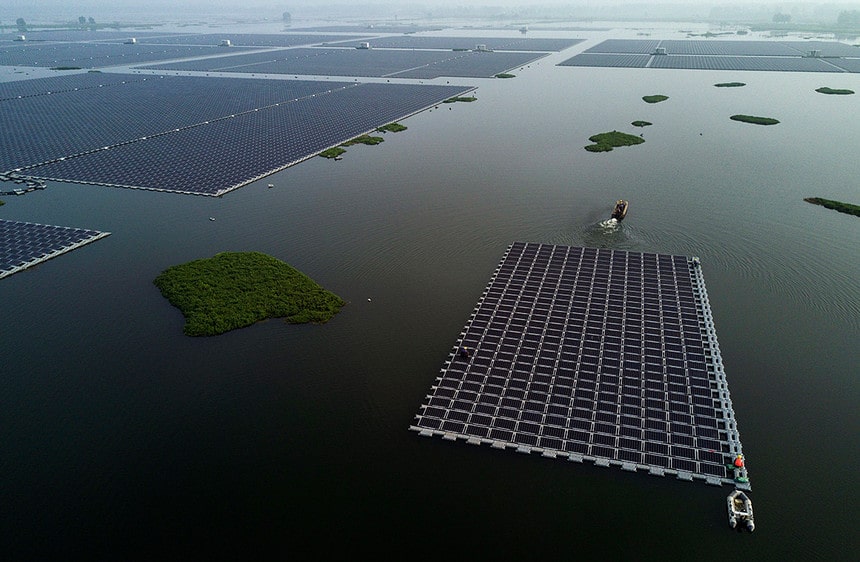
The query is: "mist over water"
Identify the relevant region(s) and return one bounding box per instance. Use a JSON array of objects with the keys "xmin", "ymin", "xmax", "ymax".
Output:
[{"xmin": 1, "ymin": 18, "xmax": 859, "ymax": 561}]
